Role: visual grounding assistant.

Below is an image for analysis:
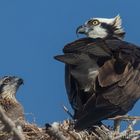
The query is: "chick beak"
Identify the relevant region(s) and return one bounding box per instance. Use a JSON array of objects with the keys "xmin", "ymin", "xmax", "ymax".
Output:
[{"xmin": 17, "ymin": 78, "xmax": 24, "ymax": 85}]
